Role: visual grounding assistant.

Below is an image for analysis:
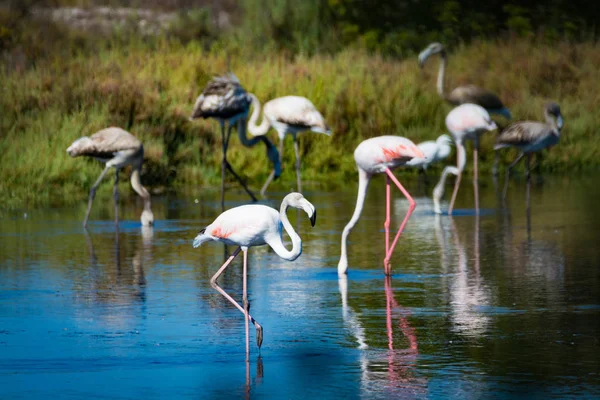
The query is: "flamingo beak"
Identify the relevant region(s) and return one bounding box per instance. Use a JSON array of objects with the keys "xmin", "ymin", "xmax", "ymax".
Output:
[{"xmin": 310, "ymin": 209, "xmax": 317, "ymax": 227}]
